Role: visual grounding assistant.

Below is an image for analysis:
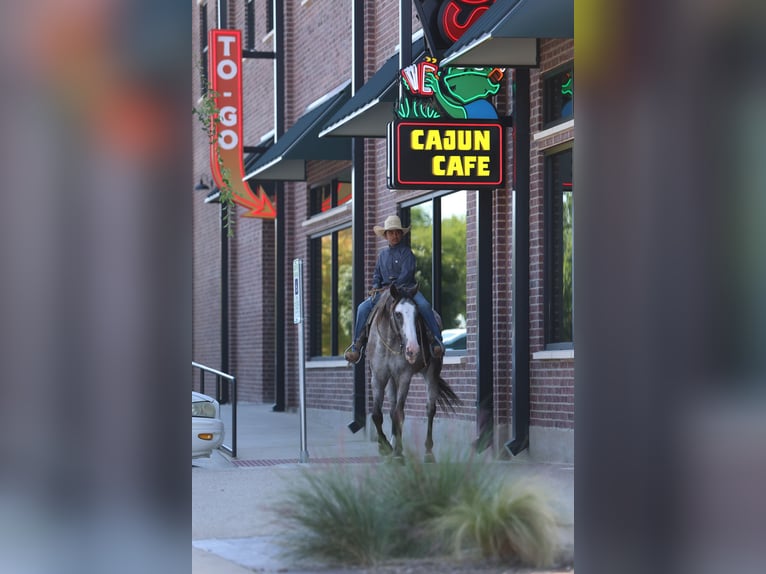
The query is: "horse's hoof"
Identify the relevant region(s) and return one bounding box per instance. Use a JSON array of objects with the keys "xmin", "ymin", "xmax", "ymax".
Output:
[
  {"xmin": 424, "ymin": 452, "xmax": 436, "ymax": 464},
  {"xmin": 378, "ymin": 444, "xmax": 393, "ymax": 456}
]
